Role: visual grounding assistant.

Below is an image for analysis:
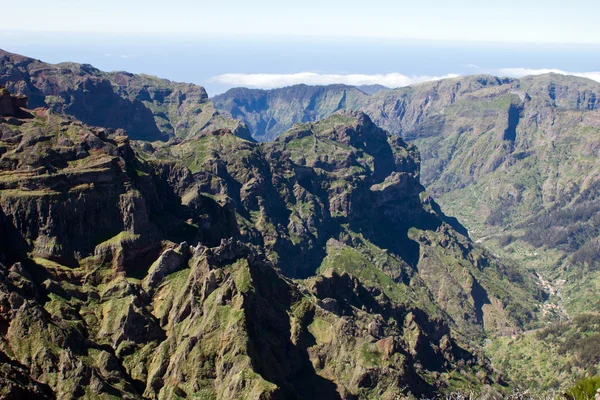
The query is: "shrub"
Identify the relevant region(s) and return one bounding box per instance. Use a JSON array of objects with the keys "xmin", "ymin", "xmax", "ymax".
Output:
[
  {"xmin": 564, "ymin": 376, "xmax": 600, "ymax": 400},
  {"xmin": 498, "ymin": 234, "xmax": 515, "ymax": 247}
]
